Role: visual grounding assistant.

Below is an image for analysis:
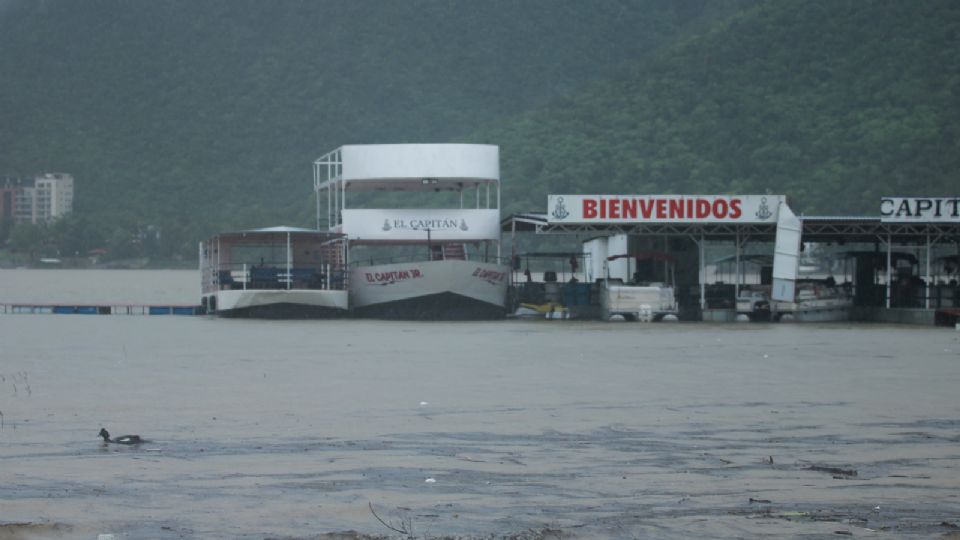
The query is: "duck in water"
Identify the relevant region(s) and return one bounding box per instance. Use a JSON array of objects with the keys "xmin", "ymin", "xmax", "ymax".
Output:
[{"xmin": 98, "ymin": 428, "xmax": 144, "ymax": 445}]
